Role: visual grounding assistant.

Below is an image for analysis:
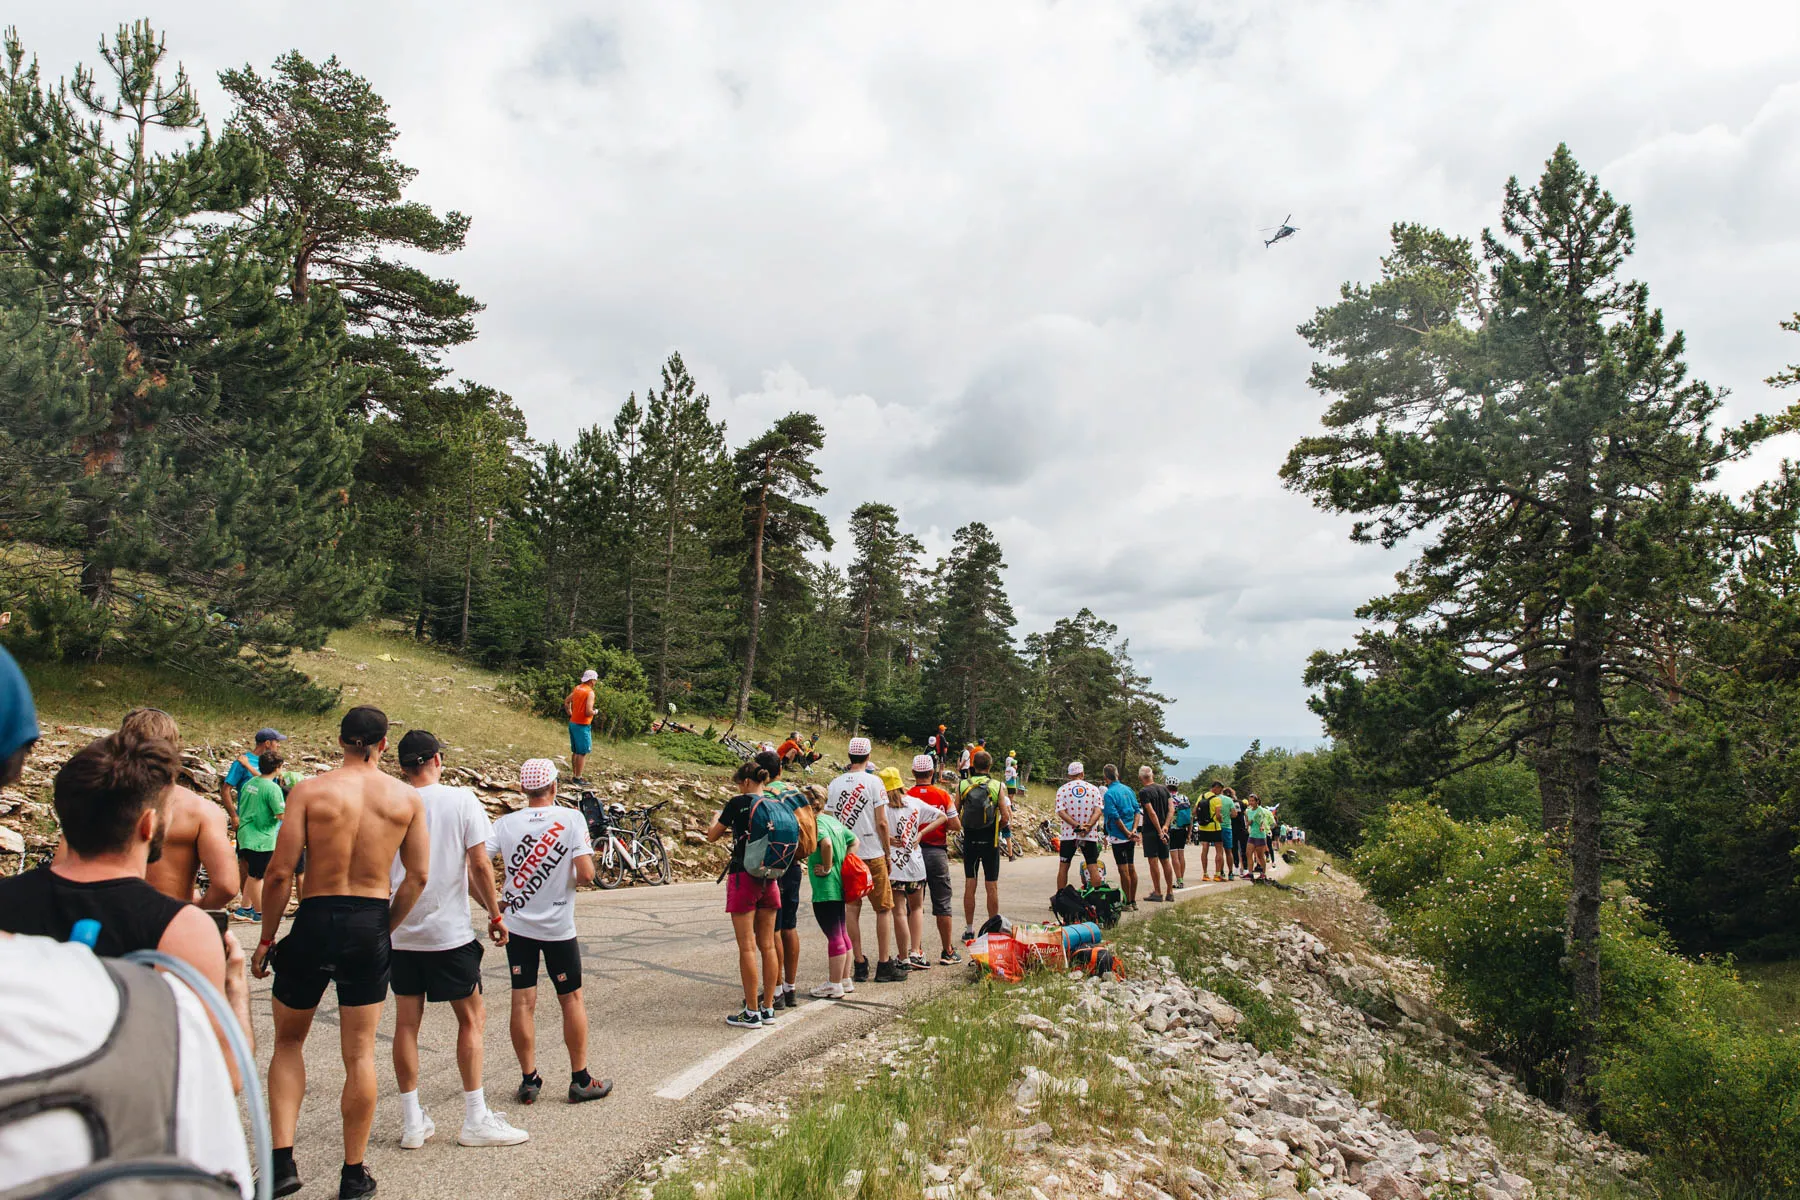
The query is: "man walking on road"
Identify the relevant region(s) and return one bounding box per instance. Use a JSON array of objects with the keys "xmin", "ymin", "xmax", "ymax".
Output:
[
  {"xmin": 825, "ymin": 738, "xmax": 898, "ymax": 983},
  {"xmin": 390, "ymin": 731, "xmax": 527, "ymax": 1150},
  {"xmin": 956, "ymin": 750, "xmax": 1013, "ymax": 941},
  {"xmin": 564, "ymin": 669, "xmax": 598, "ymax": 783},
  {"xmin": 1053, "ymin": 761, "xmax": 1103, "ymax": 892},
  {"xmin": 905, "ymin": 755, "xmax": 961, "ymax": 965},
  {"xmin": 1101, "ymin": 765, "xmax": 1141, "ymax": 907},
  {"xmin": 127, "ymin": 708, "xmax": 240, "ymax": 912},
  {"xmin": 488, "ymin": 759, "xmax": 610, "ymax": 1106},
  {"xmin": 252, "ymin": 706, "xmax": 430, "ymax": 1200}
]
